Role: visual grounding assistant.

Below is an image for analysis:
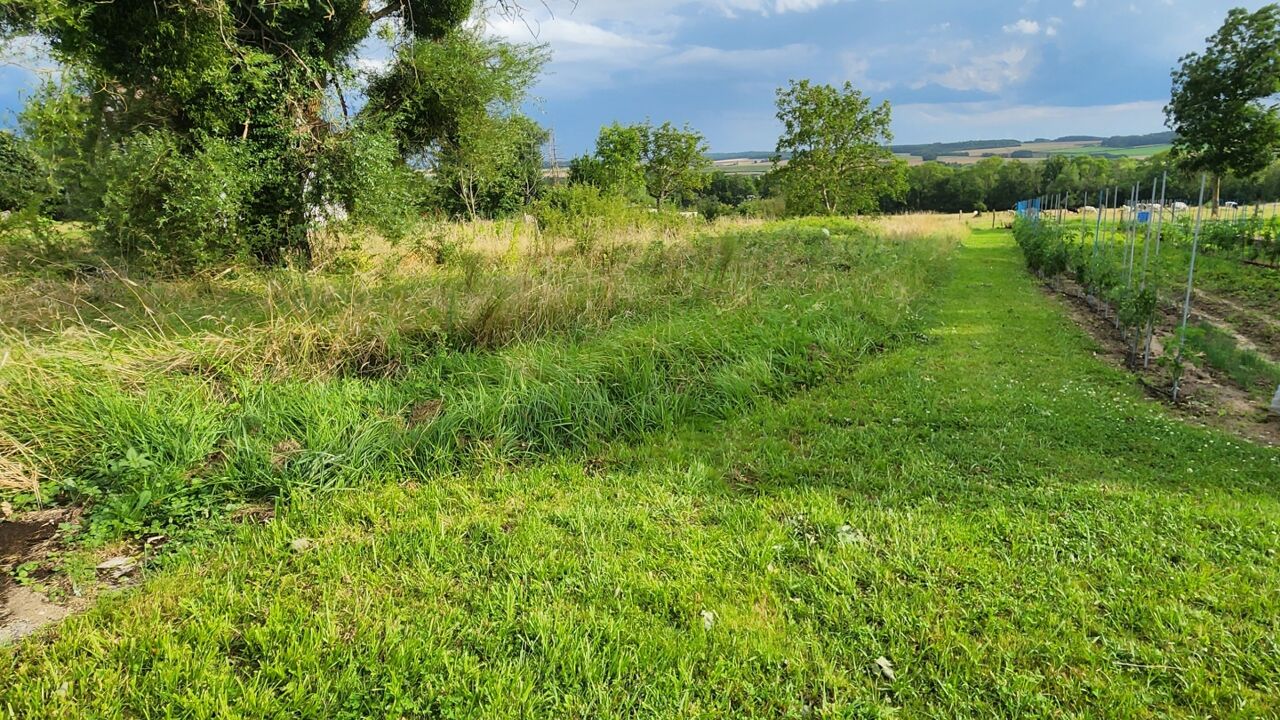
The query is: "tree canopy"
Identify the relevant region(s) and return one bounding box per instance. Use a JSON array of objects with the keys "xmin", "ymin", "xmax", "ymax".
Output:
[
  {"xmin": 1166, "ymin": 4, "xmax": 1280, "ymax": 206},
  {"xmin": 773, "ymin": 80, "xmax": 905, "ymax": 216},
  {"xmin": 643, "ymin": 122, "xmax": 710, "ymax": 210},
  {"xmin": 6, "ymin": 0, "xmax": 544, "ymax": 267}
]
